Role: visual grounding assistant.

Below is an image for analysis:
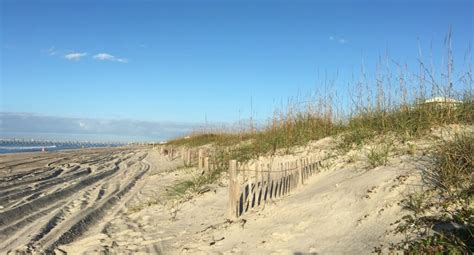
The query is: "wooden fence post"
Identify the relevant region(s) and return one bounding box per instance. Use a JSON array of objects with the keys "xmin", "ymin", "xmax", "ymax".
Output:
[
  {"xmin": 266, "ymin": 163, "xmax": 271, "ymax": 200},
  {"xmin": 283, "ymin": 162, "xmax": 291, "ymax": 195},
  {"xmin": 204, "ymin": 157, "xmax": 209, "ymax": 172},
  {"xmin": 198, "ymin": 149, "xmax": 204, "ymax": 169},
  {"xmin": 187, "ymin": 149, "xmax": 192, "ymax": 165},
  {"xmin": 228, "ymin": 160, "xmax": 238, "ymax": 220},
  {"xmin": 301, "ymin": 159, "xmax": 304, "ymax": 184}
]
